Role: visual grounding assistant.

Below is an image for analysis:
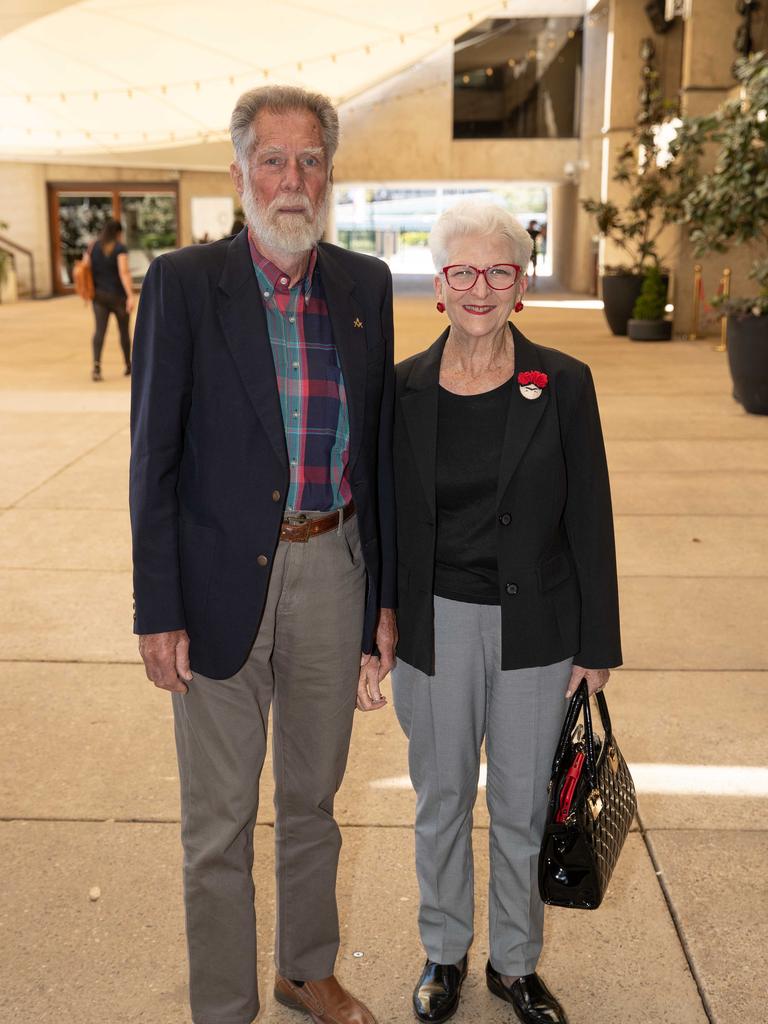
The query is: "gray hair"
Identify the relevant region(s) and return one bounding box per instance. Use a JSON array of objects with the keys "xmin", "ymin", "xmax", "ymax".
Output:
[
  {"xmin": 230, "ymin": 85, "xmax": 340, "ymax": 169},
  {"xmin": 429, "ymin": 199, "xmax": 533, "ymax": 272}
]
